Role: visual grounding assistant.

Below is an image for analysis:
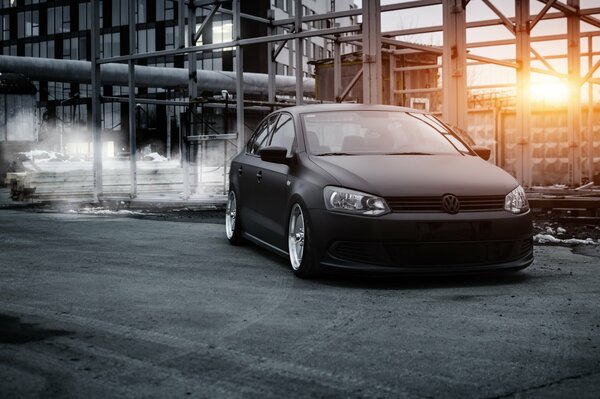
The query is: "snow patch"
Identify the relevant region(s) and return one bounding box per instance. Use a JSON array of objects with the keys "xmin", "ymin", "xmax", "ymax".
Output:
[
  {"xmin": 143, "ymin": 152, "xmax": 168, "ymax": 162},
  {"xmin": 67, "ymin": 207, "xmax": 148, "ymax": 216},
  {"xmin": 534, "ymin": 234, "xmax": 598, "ymax": 245}
]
